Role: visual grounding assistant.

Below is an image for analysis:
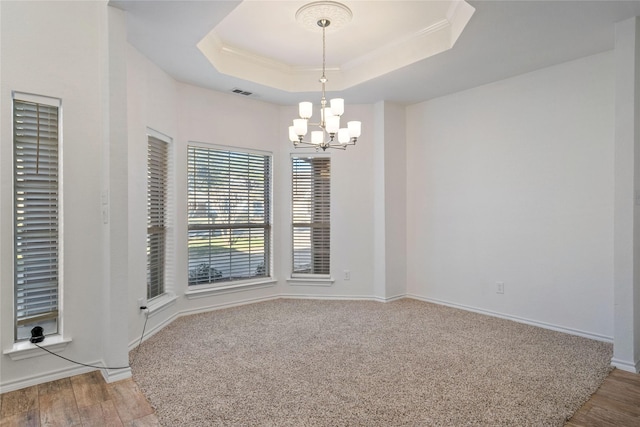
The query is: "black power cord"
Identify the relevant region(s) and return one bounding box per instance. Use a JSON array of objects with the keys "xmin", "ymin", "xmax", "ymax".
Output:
[
  {"xmin": 34, "ymin": 343, "xmax": 131, "ymax": 370},
  {"xmin": 33, "ymin": 307, "xmax": 150, "ymax": 370},
  {"xmin": 130, "ymin": 306, "xmax": 150, "ymax": 365}
]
